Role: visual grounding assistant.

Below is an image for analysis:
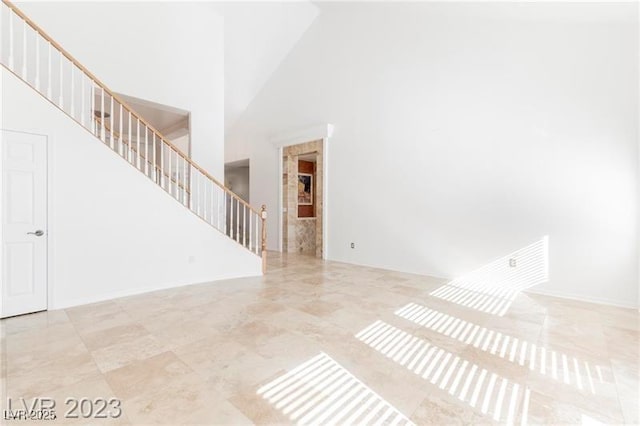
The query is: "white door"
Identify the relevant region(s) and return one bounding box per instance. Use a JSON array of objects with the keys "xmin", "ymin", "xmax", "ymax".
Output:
[{"xmin": 1, "ymin": 130, "xmax": 48, "ymax": 318}]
